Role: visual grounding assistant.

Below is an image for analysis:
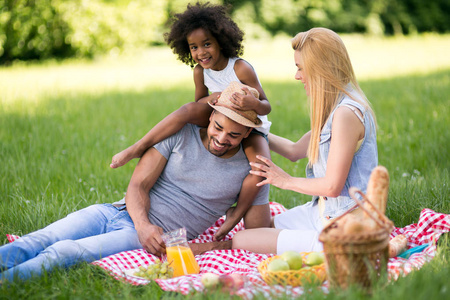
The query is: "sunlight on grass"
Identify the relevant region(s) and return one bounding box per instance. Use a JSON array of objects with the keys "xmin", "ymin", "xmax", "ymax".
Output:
[
  {"xmin": 1, "ymin": 34, "xmax": 449, "ymax": 106},
  {"xmin": 245, "ymin": 33, "xmax": 450, "ymax": 81},
  {"xmin": 345, "ymin": 34, "xmax": 450, "ymax": 78},
  {"xmin": 0, "ymin": 47, "xmax": 193, "ymax": 106}
]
